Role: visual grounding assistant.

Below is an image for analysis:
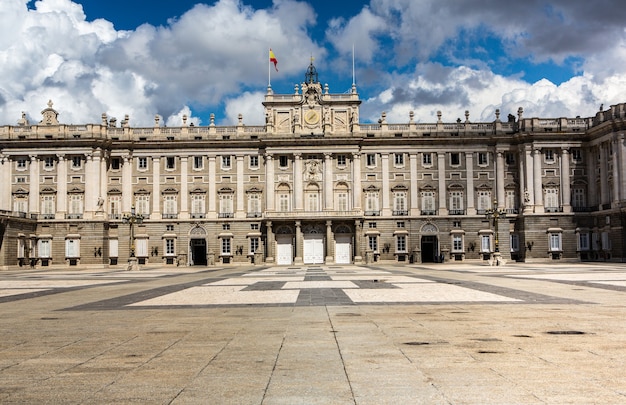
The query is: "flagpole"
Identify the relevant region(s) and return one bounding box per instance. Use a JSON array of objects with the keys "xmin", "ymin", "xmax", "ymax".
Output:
[
  {"xmin": 352, "ymin": 44, "xmax": 355, "ymax": 86},
  {"xmin": 268, "ymin": 48, "xmax": 271, "ymax": 87}
]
